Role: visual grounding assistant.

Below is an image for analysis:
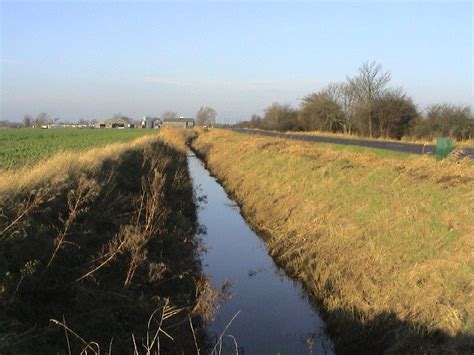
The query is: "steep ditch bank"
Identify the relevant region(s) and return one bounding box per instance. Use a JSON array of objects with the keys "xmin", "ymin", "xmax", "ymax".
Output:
[
  {"xmin": 191, "ymin": 128, "xmax": 474, "ymax": 354},
  {"xmin": 187, "ymin": 150, "xmax": 333, "ymax": 353},
  {"xmin": 0, "ymin": 132, "xmax": 208, "ymax": 353}
]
